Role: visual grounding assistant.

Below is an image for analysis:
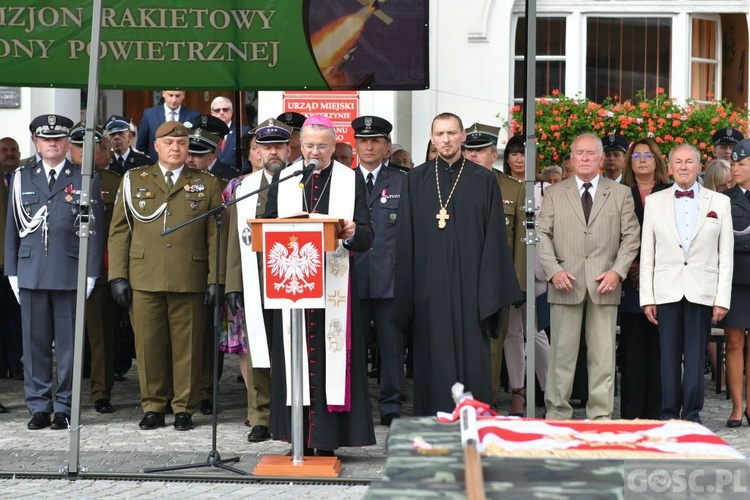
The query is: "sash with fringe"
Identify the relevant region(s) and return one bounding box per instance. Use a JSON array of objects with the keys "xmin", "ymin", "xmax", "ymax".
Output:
[
  {"xmin": 277, "ymin": 161, "xmax": 354, "ymax": 410},
  {"xmin": 234, "ymin": 170, "xmax": 270, "ymax": 368}
]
